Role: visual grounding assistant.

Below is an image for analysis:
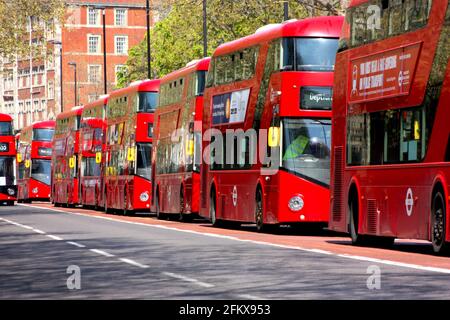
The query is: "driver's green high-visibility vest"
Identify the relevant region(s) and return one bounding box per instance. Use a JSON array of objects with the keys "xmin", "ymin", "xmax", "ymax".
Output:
[{"xmin": 283, "ymin": 135, "xmax": 309, "ymax": 160}]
